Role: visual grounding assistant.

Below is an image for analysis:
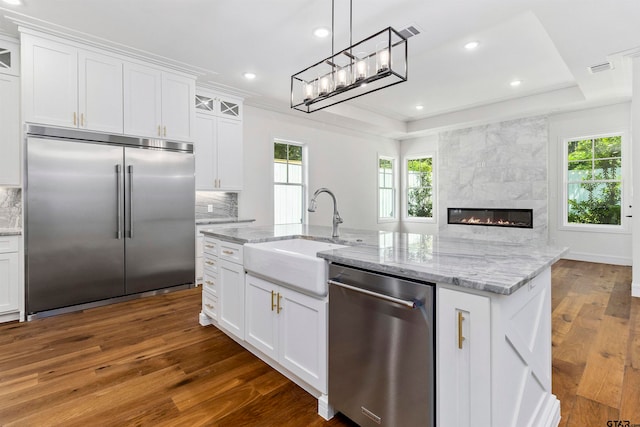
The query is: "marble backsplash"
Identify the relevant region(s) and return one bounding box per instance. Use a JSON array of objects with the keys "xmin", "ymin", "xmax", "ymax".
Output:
[
  {"xmin": 195, "ymin": 191, "xmax": 238, "ymax": 219},
  {"xmin": 0, "ymin": 187, "xmax": 21, "ymax": 229},
  {"xmin": 438, "ymin": 116, "xmax": 548, "ymax": 243}
]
